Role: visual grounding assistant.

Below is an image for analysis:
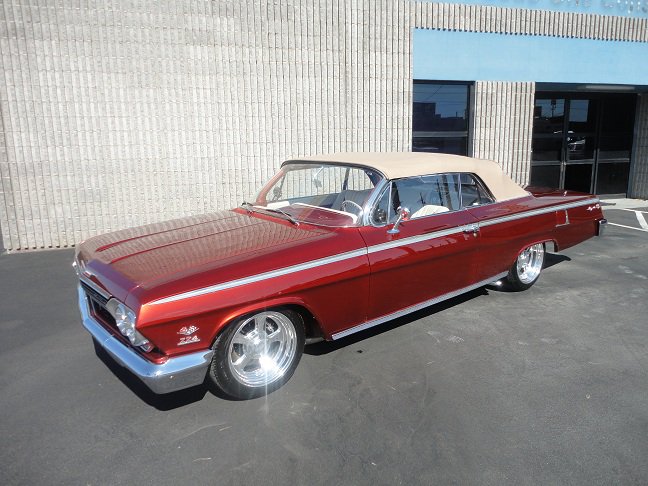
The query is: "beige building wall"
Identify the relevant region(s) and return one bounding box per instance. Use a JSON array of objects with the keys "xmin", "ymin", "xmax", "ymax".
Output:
[
  {"xmin": 0, "ymin": 0, "xmax": 414, "ymax": 250},
  {"xmin": 1, "ymin": 1, "xmax": 647, "ymax": 251},
  {"xmin": 471, "ymin": 81, "xmax": 535, "ymax": 187}
]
